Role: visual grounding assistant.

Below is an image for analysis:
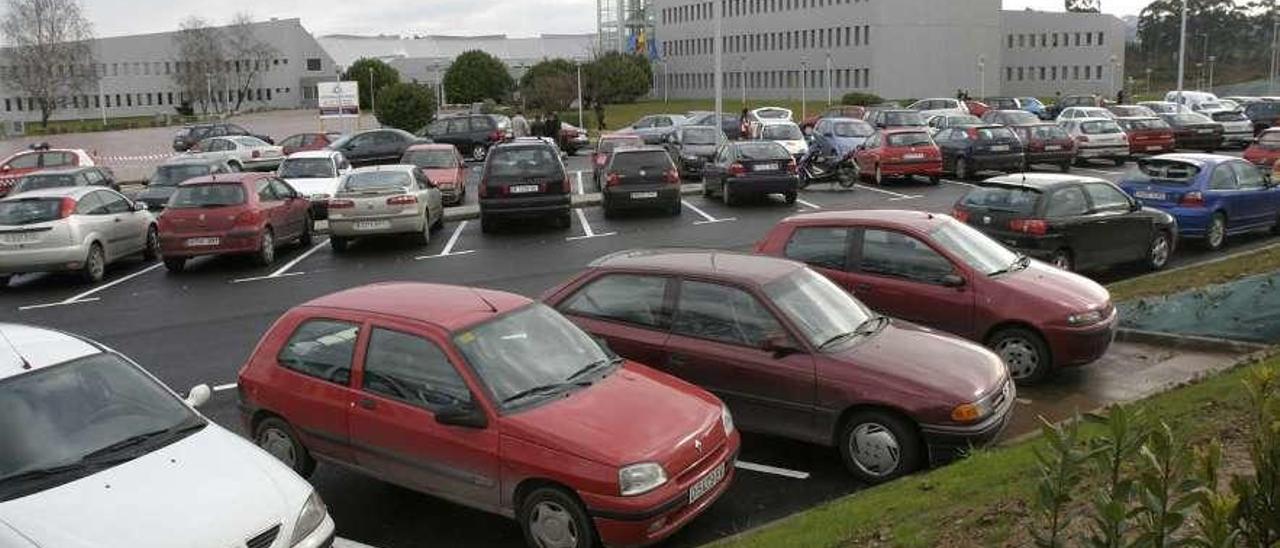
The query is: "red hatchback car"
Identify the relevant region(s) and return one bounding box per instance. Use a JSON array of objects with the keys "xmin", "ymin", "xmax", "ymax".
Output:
[
  {"xmin": 755, "ymin": 210, "xmax": 1116, "ymax": 383},
  {"xmin": 401, "ymin": 143, "xmax": 468, "ymax": 205},
  {"xmin": 544, "ymin": 250, "xmax": 1012, "ymax": 483},
  {"xmin": 1115, "ymin": 117, "xmax": 1176, "ymax": 156},
  {"xmin": 157, "ymin": 173, "xmax": 313, "ymax": 272},
  {"xmin": 237, "ymin": 283, "xmax": 738, "ymax": 548},
  {"xmin": 1243, "ymin": 128, "xmax": 1280, "ymax": 169},
  {"xmin": 853, "ymin": 128, "xmax": 943, "ymax": 185},
  {"xmin": 278, "ymin": 132, "xmax": 342, "ymax": 156}
]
